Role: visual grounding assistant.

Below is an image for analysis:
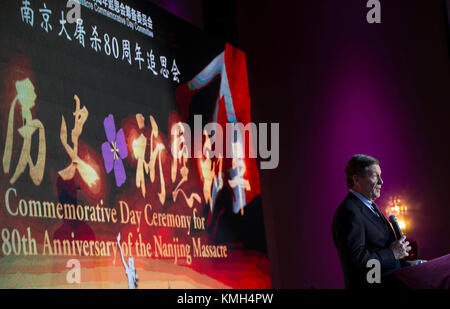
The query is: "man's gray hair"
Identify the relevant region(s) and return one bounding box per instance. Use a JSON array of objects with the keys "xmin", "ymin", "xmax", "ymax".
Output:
[{"xmin": 345, "ymin": 154, "xmax": 380, "ymax": 188}]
